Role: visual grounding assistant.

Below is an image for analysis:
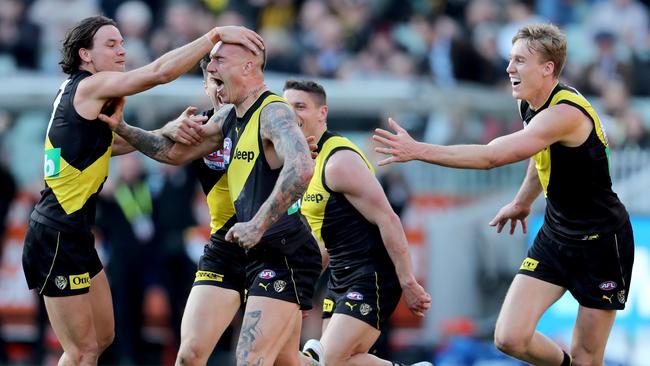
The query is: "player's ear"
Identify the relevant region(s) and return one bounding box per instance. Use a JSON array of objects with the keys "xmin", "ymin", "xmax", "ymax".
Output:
[
  {"xmin": 543, "ymin": 61, "xmax": 554, "ymax": 77},
  {"xmin": 79, "ymin": 48, "xmax": 92, "ymax": 63}
]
